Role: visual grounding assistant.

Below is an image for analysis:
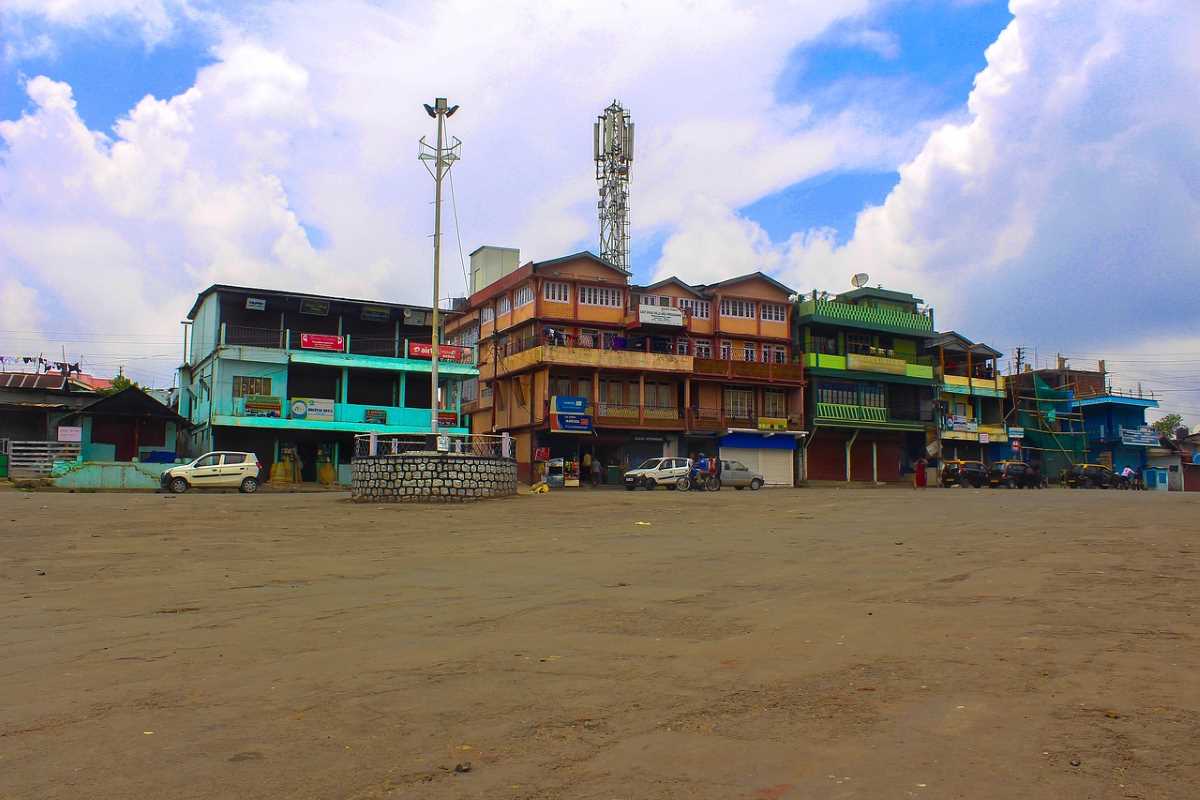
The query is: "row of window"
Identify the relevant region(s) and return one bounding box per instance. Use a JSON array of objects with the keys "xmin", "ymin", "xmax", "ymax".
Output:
[
  {"xmin": 479, "ymin": 282, "xmax": 785, "ymax": 323},
  {"xmin": 550, "ymin": 378, "xmax": 787, "ymax": 418}
]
